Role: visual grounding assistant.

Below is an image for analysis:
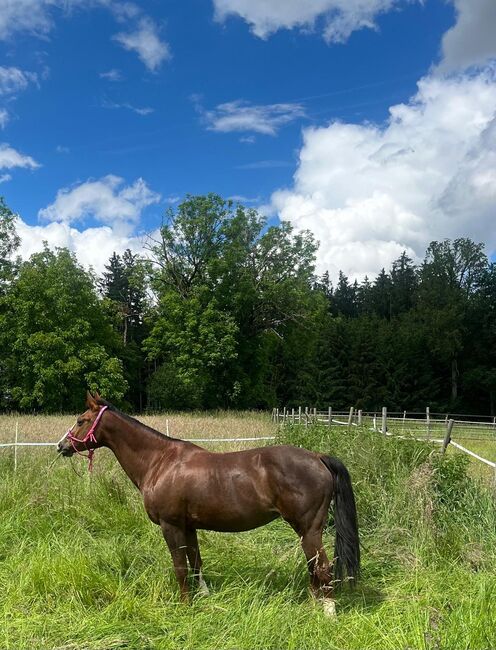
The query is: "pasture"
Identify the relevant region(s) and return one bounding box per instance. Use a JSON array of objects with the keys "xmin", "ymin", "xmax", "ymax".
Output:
[{"xmin": 0, "ymin": 412, "xmax": 495, "ymax": 650}]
